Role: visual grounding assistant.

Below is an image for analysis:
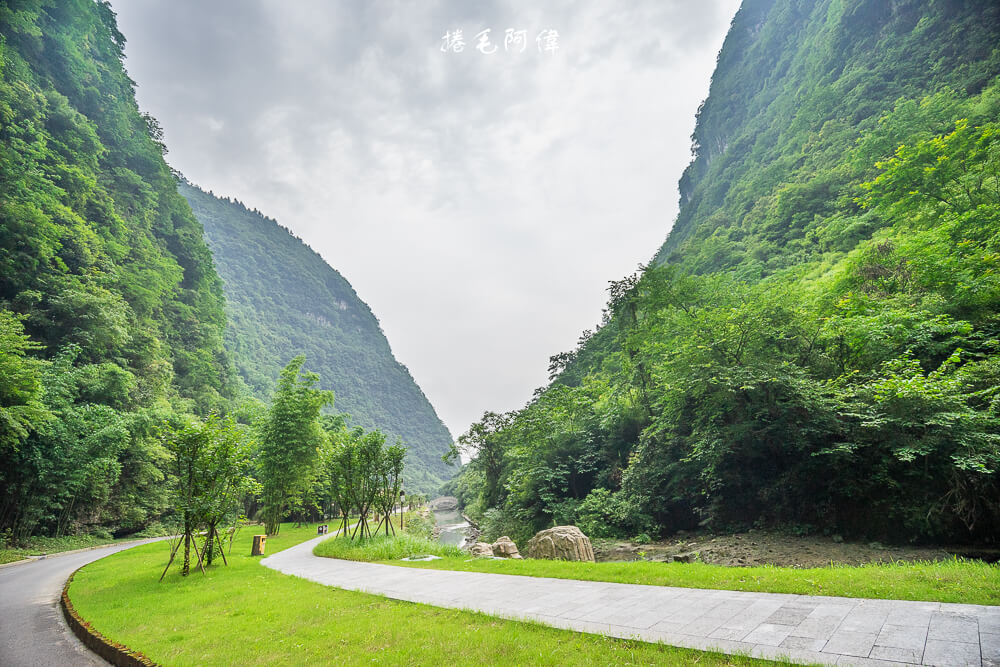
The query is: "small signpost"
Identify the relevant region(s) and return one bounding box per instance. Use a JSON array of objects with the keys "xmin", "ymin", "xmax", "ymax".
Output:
[{"xmin": 251, "ymin": 534, "xmax": 266, "ymax": 556}]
